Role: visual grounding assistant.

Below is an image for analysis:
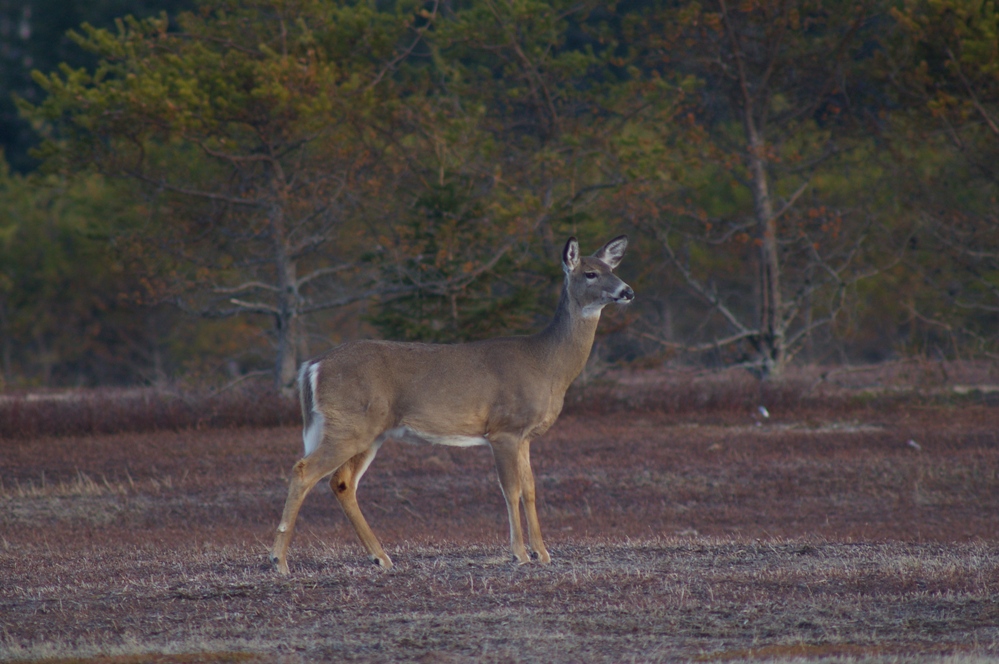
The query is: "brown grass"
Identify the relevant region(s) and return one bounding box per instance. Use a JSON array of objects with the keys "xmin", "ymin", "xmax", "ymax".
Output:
[
  {"xmin": 1, "ymin": 367, "xmax": 998, "ymax": 662},
  {"xmin": 0, "ymin": 386, "xmax": 299, "ymax": 440}
]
